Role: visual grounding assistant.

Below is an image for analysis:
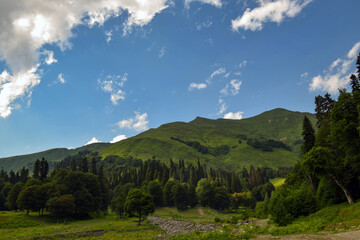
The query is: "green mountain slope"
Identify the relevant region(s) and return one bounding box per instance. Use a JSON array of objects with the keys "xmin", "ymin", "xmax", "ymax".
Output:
[
  {"xmin": 99, "ymin": 108, "xmax": 316, "ymax": 171},
  {"xmin": 0, "ymin": 143, "xmax": 110, "ymax": 172}
]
